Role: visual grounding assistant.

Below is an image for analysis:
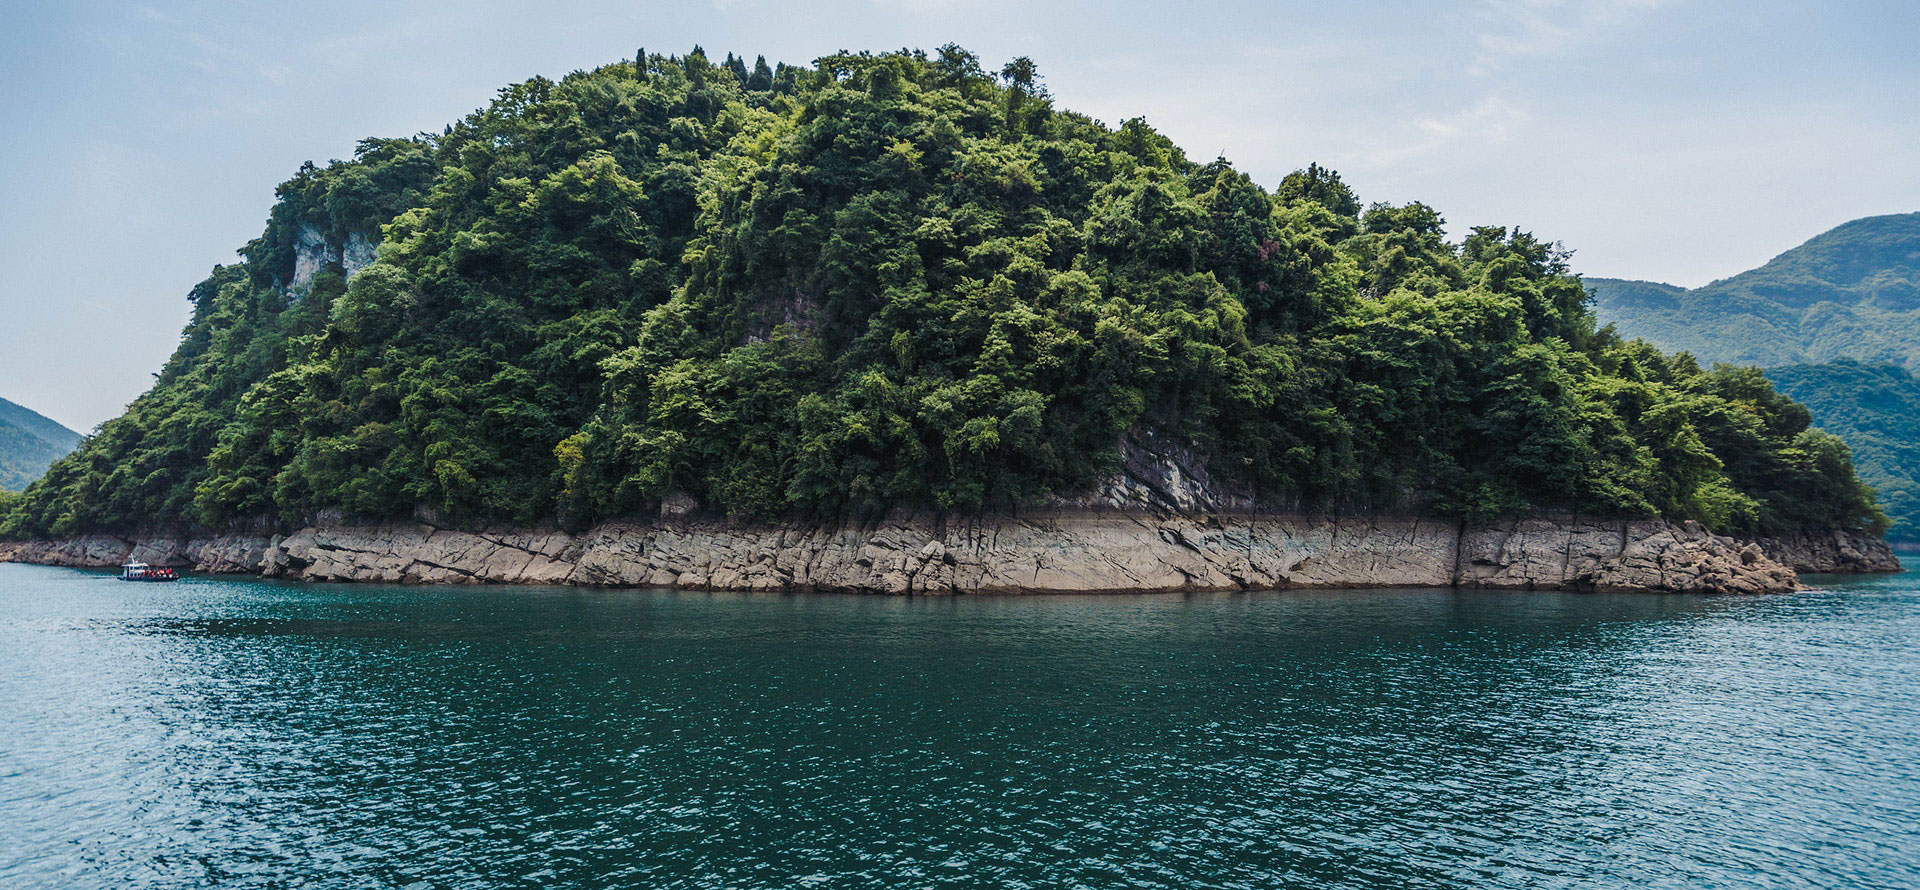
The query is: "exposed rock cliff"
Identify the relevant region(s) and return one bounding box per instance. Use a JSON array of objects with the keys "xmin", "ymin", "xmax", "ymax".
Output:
[
  {"xmin": 286, "ymin": 223, "xmax": 377, "ymax": 299},
  {"xmin": 1079, "ymin": 431, "xmax": 1256, "ymax": 514},
  {"xmin": 1751, "ymin": 528, "xmax": 1901, "ymax": 574},
  {"xmin": 0, "ymin": 512, "xmax": 1813, "ymax": 595}
]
